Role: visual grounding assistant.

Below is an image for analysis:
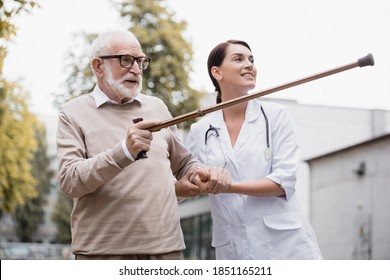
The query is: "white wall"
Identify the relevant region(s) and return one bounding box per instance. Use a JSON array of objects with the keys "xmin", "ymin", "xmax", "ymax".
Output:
[{"xmin": 308, "ymin": 135, "xmax": 390, "ymax": 259}]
